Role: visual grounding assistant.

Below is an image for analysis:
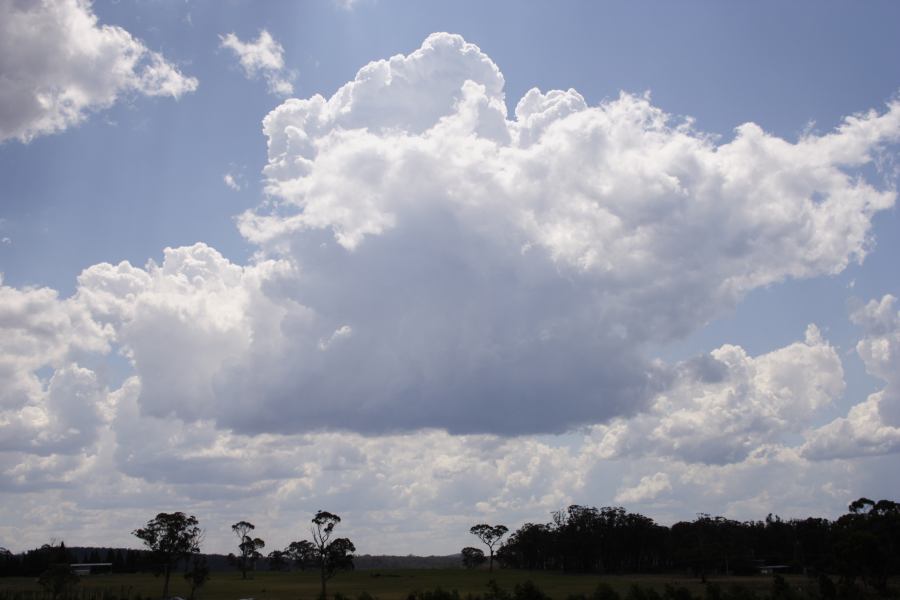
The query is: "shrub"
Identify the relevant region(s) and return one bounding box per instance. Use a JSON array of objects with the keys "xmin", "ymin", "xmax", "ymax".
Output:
[
  {"xmin": 816, "ymin": 575, "xmax": 836, "ymax": 600},
  {"xmin": 407, "ymin": 589, "xmax": 462, "ymax": 600},
  {"xmin": 593, "ymin": 583, "xmax": 621, "ymax": 600},
  {"xmin": 484, "ymin": 581, "xmax": 510, "ymax": 600},
  {"xmin": 662, "ymin": 585, "xmax": 694, "ymax": 600},
  {"xmin": 625, "ymin": 585, "xmax": 661, "ymax": 600},
  {"xmin": 702, "ymin": 583, "xmax": 722, "ymax": 600},
  {"xmin": 512, "ymin": 581, "xmax": 550, "ymax": 600},
  {"xmin": 38, "ymin": 565, "xmax": 79, "ymax": 600},
  {"xmin": 721, "ymin": 585, "xmax": 756, "ymax": 600}
]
